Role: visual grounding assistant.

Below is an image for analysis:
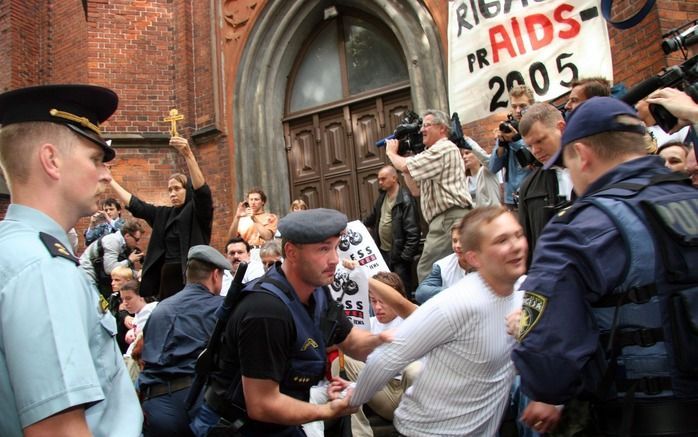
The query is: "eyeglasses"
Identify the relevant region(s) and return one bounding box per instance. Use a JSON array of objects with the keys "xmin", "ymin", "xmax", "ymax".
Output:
[
  {"xmin": 127, "ymin": 234, "xmax": 141, "ymax": 242},
  {"xmin": 422, "ymin": 122, "xmax": 439, "ymax": 128}
]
